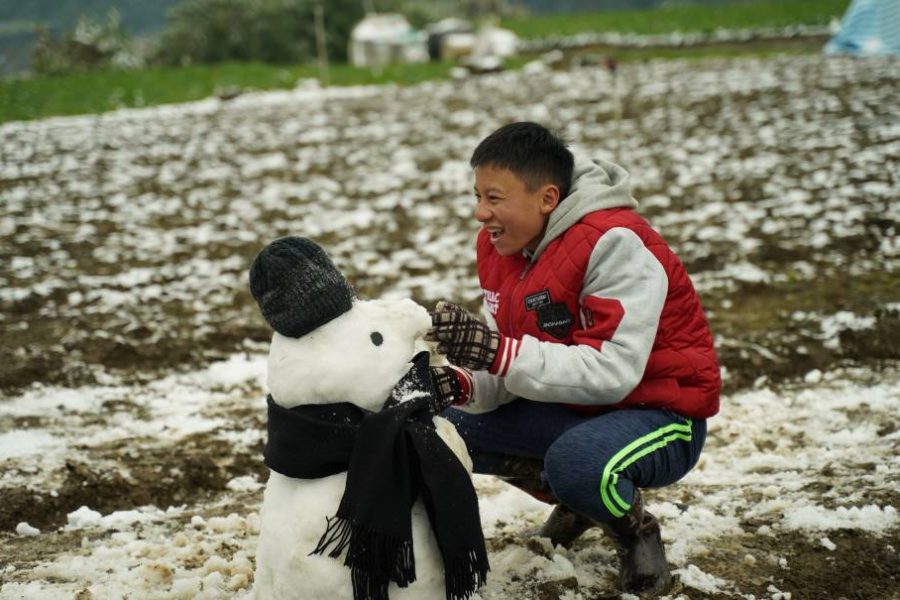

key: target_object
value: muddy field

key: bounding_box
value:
[1,52,898,599]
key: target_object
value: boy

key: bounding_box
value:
[427,122,720,596]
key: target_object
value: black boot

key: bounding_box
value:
[494,457,598,547]
[538,504,596,548]
[493,455,558,504]
[599,489,672,597]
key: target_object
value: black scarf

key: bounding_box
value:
[264,352,489,600]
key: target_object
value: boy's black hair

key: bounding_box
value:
[470,122,574,199]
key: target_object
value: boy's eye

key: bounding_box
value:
[370,332,384,346]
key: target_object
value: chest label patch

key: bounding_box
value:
[524,290,551,311]
[482,288,500,315]
[537,303,575,340]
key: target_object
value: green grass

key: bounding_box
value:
[570,39,821,63]
[502,0,849,39]
[0,60,463,122]
[1,0,849,123]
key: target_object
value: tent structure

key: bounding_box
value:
[349,14,428,68]
[825,0,900,56]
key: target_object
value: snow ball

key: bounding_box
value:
[227,573,251,591]
[205,354,265,388]
[675,563,728,593]
[743,553,757,565]
[190,515,206,529]
[522,60,547,75]
[202,555,230,575]
[762,485,780,498]
[201,570,226,591]
[207,513,245,533]
[15,522,40,536]
[542,552,577,579]
[767,584,791,600]
[820,537,836,551]
[67,506,103,529]
[170,576,202,599]
[230,553,254,578]
[226,475,263,492]
[803,369,823,384]
[245,512,260,534]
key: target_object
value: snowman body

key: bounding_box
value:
[252,298,472,600]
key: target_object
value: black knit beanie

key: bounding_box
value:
[249,236,356,338]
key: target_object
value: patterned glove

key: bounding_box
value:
[428,365,473,413]
[426,301,501,372]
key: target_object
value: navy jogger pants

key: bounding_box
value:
[445,400,707,523]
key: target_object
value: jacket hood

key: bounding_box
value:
[532,154,637,260]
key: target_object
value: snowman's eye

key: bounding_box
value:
[370,332,384,346]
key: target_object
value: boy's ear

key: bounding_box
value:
[539,184,561,214]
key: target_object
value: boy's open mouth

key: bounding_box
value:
[488,229,503,241]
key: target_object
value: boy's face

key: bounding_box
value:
[473,165,560,257]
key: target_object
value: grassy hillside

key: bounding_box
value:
[0,60,478,123]
[1,0,850,124]
[503,0,848,37]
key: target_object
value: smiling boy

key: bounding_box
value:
[427,122,721,596]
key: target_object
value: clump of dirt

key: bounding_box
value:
[696,529,900,600]
[0,432,267,532]
[705,272,900,392]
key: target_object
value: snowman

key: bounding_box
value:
[247,236,488,600]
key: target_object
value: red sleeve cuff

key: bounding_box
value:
[451,367,473,405]
[488,335,521,377]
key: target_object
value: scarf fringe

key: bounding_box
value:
[444,548,490,600]
[311,515,353,558]
[312,515,417,600]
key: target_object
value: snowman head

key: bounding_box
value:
[267,298,430,409]
[249,237,431,410]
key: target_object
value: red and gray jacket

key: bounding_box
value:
[462,156,720,419]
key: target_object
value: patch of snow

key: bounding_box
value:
[782,504,898,533]
[675,563,729,593]
[15,522,40,537]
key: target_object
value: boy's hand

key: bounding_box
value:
[427,301,500,371]
[428,365,472,412]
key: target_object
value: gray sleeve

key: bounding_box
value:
[503,227,668,405]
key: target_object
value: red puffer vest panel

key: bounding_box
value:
[477,208,721,419]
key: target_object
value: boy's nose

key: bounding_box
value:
[474,202,491,222]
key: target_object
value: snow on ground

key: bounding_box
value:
[0,360,897,599]
[1,51,899,598]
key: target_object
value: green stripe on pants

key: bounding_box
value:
[599,419,693,518]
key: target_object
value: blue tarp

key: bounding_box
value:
[825,0,900,56]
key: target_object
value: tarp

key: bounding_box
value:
[825,0,900,56]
